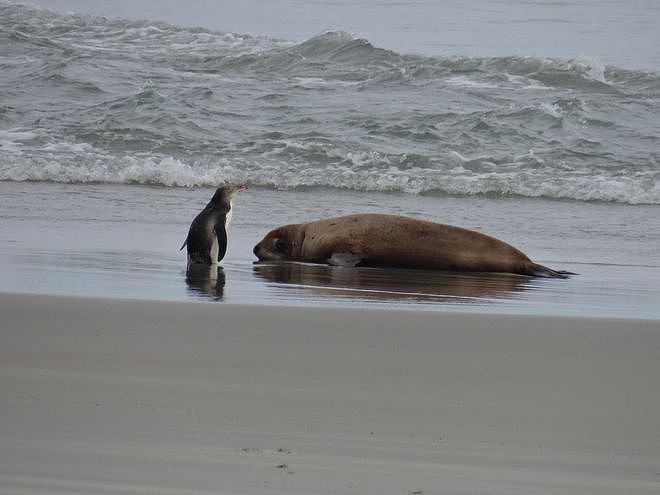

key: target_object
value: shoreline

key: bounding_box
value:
[2,182,660,320]
[2,288,660,323]
[2,291,658,494]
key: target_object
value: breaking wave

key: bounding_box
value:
[1,2,659,204]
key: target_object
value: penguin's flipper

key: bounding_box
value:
[214,222,228,262]
[181,222,194,250]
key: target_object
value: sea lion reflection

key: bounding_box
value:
[253,262,531,304]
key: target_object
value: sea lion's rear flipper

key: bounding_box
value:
[328,252,363,267]
[529,263,576,278]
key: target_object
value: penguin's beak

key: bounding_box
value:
[227,184,247,196]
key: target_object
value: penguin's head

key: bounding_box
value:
[209,184,247,210]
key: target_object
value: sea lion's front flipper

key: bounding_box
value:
[328,252,363,267]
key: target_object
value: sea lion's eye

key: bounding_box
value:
[274,239,288,254]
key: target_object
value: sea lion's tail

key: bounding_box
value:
[529,263,576,278]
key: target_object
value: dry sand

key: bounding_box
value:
[1,293,658,494]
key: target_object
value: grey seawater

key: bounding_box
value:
[1,2,659,204]
[1,182,659,319]
[17,0,660,71]
[1,2,659,317]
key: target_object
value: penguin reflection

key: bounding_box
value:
[185,265,226,300]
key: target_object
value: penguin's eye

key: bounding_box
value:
[274,239,288,254]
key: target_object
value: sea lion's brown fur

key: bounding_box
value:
[253,213,570,277]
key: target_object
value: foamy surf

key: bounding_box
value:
[1,3,659,204]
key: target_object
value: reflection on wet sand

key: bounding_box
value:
[185,265,226,300]
[253,262,532,305]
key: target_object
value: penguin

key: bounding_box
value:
[180,185,247,268]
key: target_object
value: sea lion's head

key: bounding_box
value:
[253,224,303,261]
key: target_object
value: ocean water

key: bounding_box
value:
[2,1,660,202]
[1,1,659,317]
[1,181,659,318]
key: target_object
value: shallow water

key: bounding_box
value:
[2,2,659,318]
[1,182,658,319]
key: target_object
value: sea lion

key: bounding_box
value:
[181,185,247,267]
[253,213,572,278]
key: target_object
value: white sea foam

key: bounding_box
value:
[443,76,499,89]
[572,55,607,83]
[291,77,360,89]
[538,103,562,119]
[2,3,659,206]
[0,129,41,152]
[41,142,94,153]
[504,73,547,90]
[2,149,658,204]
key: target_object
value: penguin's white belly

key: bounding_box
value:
[217,203,233,263]
[209,233,219,264]
[225,206,233,231]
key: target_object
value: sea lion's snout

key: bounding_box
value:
[253,232,290,262]
[252,241,277,261]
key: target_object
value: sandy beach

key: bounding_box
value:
[2,292,658,494]
[1,184,658,494]
[3,1,660,493]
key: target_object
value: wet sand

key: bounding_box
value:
[1,292,658,494]
[2,182,660,318]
